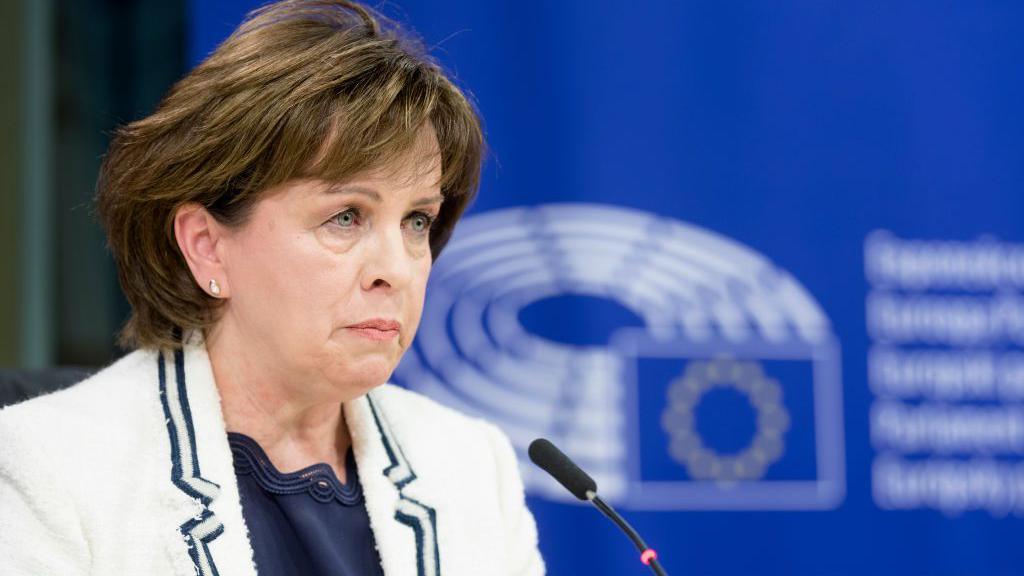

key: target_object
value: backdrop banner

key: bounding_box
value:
[192,2,1024,574]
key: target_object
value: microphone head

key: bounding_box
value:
[528,438,598,501]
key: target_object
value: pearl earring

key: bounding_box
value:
[208,279,221,296]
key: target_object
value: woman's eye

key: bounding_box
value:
[331,208,358,228]
[407,212,435,234]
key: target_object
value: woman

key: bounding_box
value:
[0,1,544,575]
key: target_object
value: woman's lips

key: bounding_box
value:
[345,319,400,341]
[346,327,399,341]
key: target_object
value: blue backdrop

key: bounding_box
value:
[192,2,1024,574]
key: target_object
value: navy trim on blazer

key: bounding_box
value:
[367,393,441,576]
[159,347,224,576]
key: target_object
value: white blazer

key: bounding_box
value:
[0,334,545,576]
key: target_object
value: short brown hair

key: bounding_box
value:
[97,0,484,350]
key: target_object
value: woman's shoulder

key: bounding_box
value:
[0,348,164,474]
[0,349,158,434]
[0,348,210,574]
[363,384,543,574]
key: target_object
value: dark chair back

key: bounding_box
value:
[0,368,94,409]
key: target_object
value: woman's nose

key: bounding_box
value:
[362,228,413,291]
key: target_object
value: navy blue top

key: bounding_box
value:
[228,432,385,576]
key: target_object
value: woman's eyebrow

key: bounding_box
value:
[412,194,444,208]
[323,185,441,208]
[324,184,381,201]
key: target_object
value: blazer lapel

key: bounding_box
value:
[158,335,258,576]
[347,391,440,576]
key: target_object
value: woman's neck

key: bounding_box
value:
[204,325,354,483]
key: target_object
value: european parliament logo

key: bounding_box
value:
[393,203,845,510]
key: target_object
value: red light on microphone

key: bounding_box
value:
[641,549,658,566]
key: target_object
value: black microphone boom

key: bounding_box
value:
[528,438,669,576]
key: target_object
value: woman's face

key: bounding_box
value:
[213,131,443,403]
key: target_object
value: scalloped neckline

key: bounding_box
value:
[228,432,363,506]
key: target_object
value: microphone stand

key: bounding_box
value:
[528,438,670,574]
[588,491,668,576]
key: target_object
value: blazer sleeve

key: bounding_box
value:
[485,422,546,576]
[0,410,90,575]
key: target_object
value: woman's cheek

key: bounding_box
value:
[407,262,432,331]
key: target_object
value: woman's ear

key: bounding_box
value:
[174,203,230,298]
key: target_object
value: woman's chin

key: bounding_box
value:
[324,361,395,396]
[317,339,402,396]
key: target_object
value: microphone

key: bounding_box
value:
[528,438,669,576]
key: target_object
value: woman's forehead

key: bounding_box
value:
[260,167,444,211]
[320,181,443,205]
[318,140,442,195]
